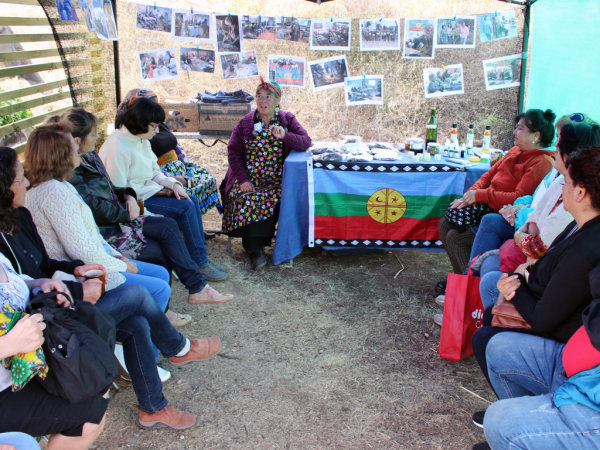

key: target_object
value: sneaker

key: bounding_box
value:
[435,280,447,295]
[139,405,198,430]
[435,295,445,307]
[168,337,222,367]
[433,313,443,327]
[472,410,485,429]
[166,310,193,328]
[115,344,172,383]
[157,366,171,384]
[188,284,234,304]
[199,262,228,282]
[208,257,228,272]
[249,249,267,271]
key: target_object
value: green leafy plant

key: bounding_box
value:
[0,97,33,126]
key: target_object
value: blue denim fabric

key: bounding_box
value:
[138,216,206,294]
[121,260,171,312]
[94,284,186,413]
[466,214,514,275]
[0,432,41,450]
[483,333,600,449]
[144,195,208,266]
[479,255,502,308]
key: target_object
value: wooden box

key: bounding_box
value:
[197,103,252,136]
[159,99,200,133]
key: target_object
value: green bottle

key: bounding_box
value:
[425,106,437,147]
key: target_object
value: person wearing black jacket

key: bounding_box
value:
[472,146,600,387]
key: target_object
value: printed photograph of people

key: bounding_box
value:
[276,17,310,43]
[215,14,243,53]
[483,54,522,90]
[359,19,400,51]
[267,55,306,88]
[180,48,215,73]
[242,15,276,40]
[478,10,518,42]
[103,0,118,40]
[435,17,476,48]
[78,0,95,31]
[138,48,179,82]
[92,0,110,40]
[403,19,436,59]
[310,18,351,51]
[423,64,464,98]
[220,51,259,80]
[172,9,211,42]
[309,55,349,91]
[136,4,172,32]
[56,0,78,21]
[345,76,384,106]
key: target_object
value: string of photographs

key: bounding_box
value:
[57,0,119,41]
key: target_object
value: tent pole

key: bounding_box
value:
[112,0,121,108]
[518,2,532,113]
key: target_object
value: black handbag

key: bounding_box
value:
[26,291,119,404]
[444,202,496,232]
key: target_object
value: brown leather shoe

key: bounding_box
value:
[168,337,222,367]
[138,405,198,430]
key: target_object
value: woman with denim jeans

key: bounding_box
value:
[99,95,229,283]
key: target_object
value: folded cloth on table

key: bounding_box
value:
[198,89,254,104]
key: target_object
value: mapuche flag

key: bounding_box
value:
[309,161,466,249]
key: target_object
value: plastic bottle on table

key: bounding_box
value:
[466,124,475,154]
[450,123,458,148]
[482,125,491,152]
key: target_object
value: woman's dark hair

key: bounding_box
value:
[0,146,20,234]
[558,122,600,162]
[61,108,98,141]
[115,97,165,135]
[515,108,556,147]
[568,146,600,211]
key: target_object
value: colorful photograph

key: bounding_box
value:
[91,0,109,40]
[276,17,310,43]
[180,47,215,73]
[403,19,436,59]
[478,10,518,43]
[103,0,118,40]
[78,0,95,31]
[220,51,258,80]
[345,76,384,106]
[308,55,349,91]
[359,19,400,51]
[172,9,211,42]
[483,54,522,90]
[215,14,243,53]
[435,16,476,48]
[423,64,464,98]
[136,4,172,33]
[57,0,78,21]
[242,15,276,40]
[310,18,351,51]
[138,48,179,82]
[267,55,306,88]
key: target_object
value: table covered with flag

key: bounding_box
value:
[271,151,489,265]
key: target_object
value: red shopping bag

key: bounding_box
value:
[439,262,484,361]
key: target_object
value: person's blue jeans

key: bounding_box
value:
[479,255,502,308]
[94,284,186,414]
[144,195,208,266]
[483,333,600,449]
[466,214,514,274]
[121,260,171,312]
[0,432,40,450]
[138,216,206,294]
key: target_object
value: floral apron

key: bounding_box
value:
[222,115,284,233]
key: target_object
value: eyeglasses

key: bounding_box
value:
[149,123,159,130]
[570,113,585,123]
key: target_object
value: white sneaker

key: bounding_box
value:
[435,295,445,307]
[434,313,443,327]
[115,343,171,383]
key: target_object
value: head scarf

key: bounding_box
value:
[115,88,157,121]
[258,76,282,98]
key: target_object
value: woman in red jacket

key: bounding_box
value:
[437,109,556,276]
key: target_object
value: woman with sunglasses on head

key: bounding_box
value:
[100,97,229,283]
[220,77,312,271]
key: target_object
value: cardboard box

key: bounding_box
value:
[197,103,252,136]
[160,99,199,133]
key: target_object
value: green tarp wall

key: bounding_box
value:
[526,0,600,120]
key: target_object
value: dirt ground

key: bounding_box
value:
[85,141,495,450]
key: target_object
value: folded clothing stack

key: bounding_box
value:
[198,90,254,104]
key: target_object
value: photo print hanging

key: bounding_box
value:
[310,18,351,51]
[180,47,215,73]
[423,64,464,98]
[91,0,110,40]
[78,0,95,31]
[220,51,259,80]
[136,4,172,33]
[267,55,306,88]
[308,55,349,91]
[483,54,522,90]
[435,16,476,48]
[359,19,400,51]
[242,15,276,40]
[214,14,243,53]
[56,0,78,22]
[403,19,436,59]
[478,10,517,43]
[276,16,310,43]
[172,9,211,42]
[103,0,118,40]
[345,75,384,106]
[138,47,179,82]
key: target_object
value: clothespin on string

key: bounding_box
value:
[153,2,156,9]
[453,11,457,20]
[196,44,199,52]
[362,71,366,79]
[330,14,333,22]
[258,11,261,21]
[228,10,231,18]
[441,64,445,71]
[190,6,193,14]
[379,15,385,22]
[494,8,498,16]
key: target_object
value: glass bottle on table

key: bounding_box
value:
[450,123,458,148]
[425,106,437,151]
[466,124,475,154]
[482,125,492,152]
